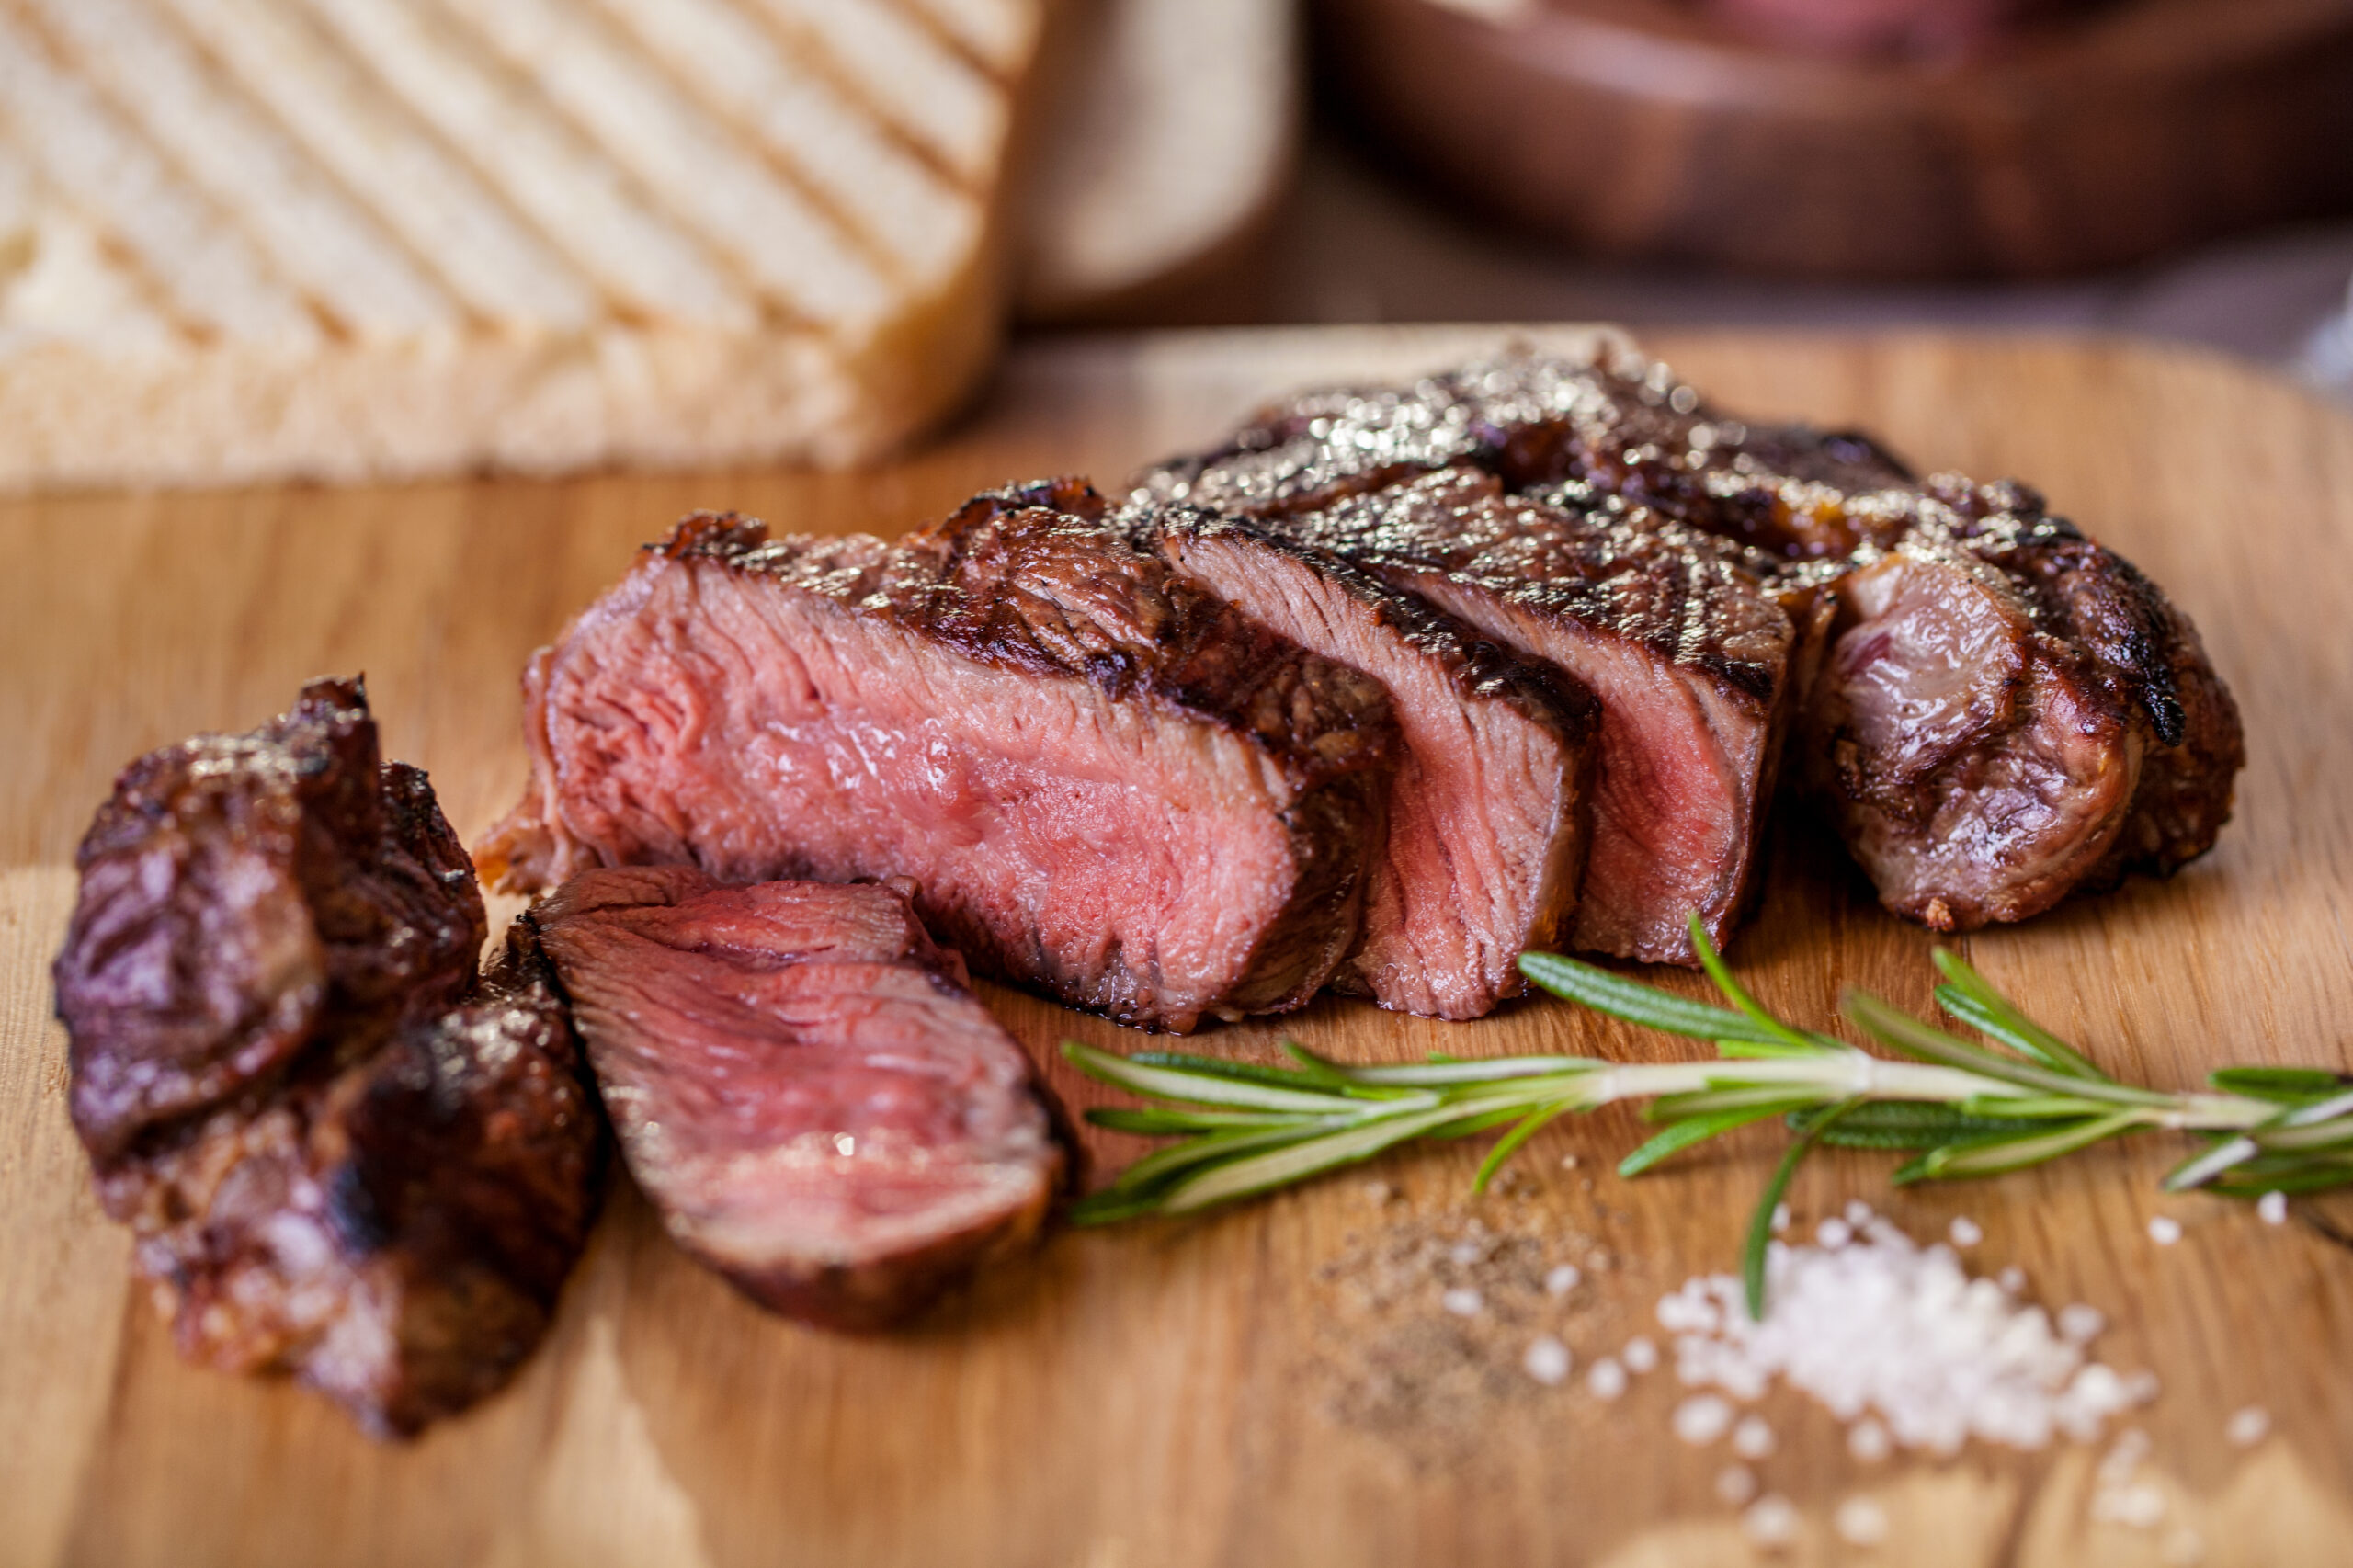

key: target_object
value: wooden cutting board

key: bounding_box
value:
[3,327,2349,1568]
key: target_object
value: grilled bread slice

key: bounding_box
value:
[0,0,1043,491]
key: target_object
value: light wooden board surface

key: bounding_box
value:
[2,327,2349,1568]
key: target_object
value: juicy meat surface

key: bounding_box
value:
[527,866,1067,1329]
[55,681,606,1437]
[1140,506,1597,1016]
[1803,488,2245,929]
[1272,468,1800,966]
[1135,347,1915,557]
[1142,347,2242,937]
[55,679,484,1161]
[481,481,1398,1031]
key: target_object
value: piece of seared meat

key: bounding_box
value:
[480,481,1397,1032]
[528,866,1066,1330]
[1267,467,1800,967]
[53,681,606,1437]
[1138,506,1597,1017]
[56,678,486,1162]
[1135,347,1915,558]
[1803,483,2244,930]
[1142,348,2241,937]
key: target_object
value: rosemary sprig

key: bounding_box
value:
[1063,916,2353,1316]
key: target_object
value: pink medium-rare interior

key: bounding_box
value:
[536,554,1307,1028]
[1166,532,1582,1017]
[534,882,1054,1271]
[1404,574,1764,966]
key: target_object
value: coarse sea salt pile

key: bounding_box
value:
[1656,1208,2154,1456]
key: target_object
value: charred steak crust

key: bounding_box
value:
[1263,467,1798,965]
[54,681,606,1437]
[56,678,485,1160]
[485,486,1398,1031]
[1140,348,2242,937]
[527,866,1068,1330]
[1138,505,1599,1017]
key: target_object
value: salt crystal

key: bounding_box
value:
[2099,1428,2152,1484]
[1673,1394,1734,1445]
[1999,1267,2027,1293]
[2225,1405,2271,1447]
[1949,1217,1984,1247]
[1449,1241,1484,1267]
[1587,1358,1628,1401]
[1586,1247,1613,1271]
[1658,1221,2150,1460]
[1524,1335,1572,1386]
[1845,1199,1875,1227]
[1715,1464,1757,1506]
[2148,1215,2183,1245]
[2058,1304,2106,1344]
[2259,1190,2288,1225]
[1743,1495,1801,1548]
[1544,1264,1582,1297]
[1771,1202,1791,1234]
[1560,1153,1581,1171]
[1622,1335,1658,1374]
[1440,1287,1484,1317]
[2093,1481,2167,1529]
[1732,1415,1776,1460]
[1833,1496,1889,1547]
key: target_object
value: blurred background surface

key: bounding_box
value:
[5,0,2350,494]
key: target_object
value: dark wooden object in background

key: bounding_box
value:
[1317,0,2353,279]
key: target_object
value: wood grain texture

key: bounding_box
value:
[2,327,2350,1568]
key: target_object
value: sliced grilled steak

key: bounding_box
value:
[1142,349,2241,937]
[54,681,605,1437]
[1268,467,1799,966]
[481,482,1397,1031]
[1804,489,2245,929]
[527,866,1066,1329]
[1138,506,1597,1017]
[1135,348,1915,556]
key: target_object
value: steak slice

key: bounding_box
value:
[54,681,606,1437]
[1142,348,2242,936]
[1270,467,1799,966]
[1138,506,1597,1017]
[527,866,1067,1330]
[480,481,1397,1031]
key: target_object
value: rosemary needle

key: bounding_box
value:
[1063,916,2349,1316]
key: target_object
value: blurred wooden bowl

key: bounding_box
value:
[1314,0,2353,278]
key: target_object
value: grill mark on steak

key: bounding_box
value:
[480,483,1398,1031]
[54,680,606,1437]
[526,866,1067,1330]
[1138,506,1597,1018]
[1264,467,1798,966]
